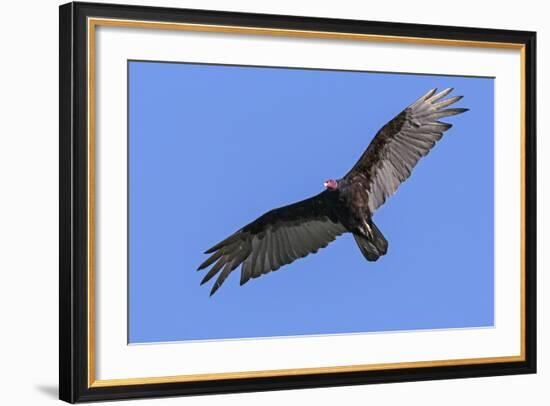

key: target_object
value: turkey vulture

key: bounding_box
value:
[198,88,468,295]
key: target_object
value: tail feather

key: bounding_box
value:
[353,221,388,262]
[370,222,388,255]
[353,234,381,261]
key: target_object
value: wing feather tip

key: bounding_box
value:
[423,88,437,100]
[197,260,211,271]
[445,107,469,116]
[197,250,224,271]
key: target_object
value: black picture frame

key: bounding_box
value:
[59,1,536,403]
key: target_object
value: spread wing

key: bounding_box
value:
[197,191,346,295]
[345,88,468,213]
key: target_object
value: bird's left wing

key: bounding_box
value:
[197,191,346,295]
[344,88,468,213]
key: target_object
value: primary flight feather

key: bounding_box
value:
[198,88,468,295]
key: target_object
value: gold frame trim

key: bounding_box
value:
[87,17,527,388]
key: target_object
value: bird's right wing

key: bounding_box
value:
[197,191,346,295]
[344,88,468,213]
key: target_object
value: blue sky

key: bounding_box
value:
[128,60,494,343]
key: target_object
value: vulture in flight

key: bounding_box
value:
[198,88,468,295]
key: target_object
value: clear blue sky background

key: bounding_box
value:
[128,61,494,344]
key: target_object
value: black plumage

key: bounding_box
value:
[198,88,468,295]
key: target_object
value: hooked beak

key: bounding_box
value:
[324,180,338,190]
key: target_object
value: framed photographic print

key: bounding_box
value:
[59,1,536,403]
